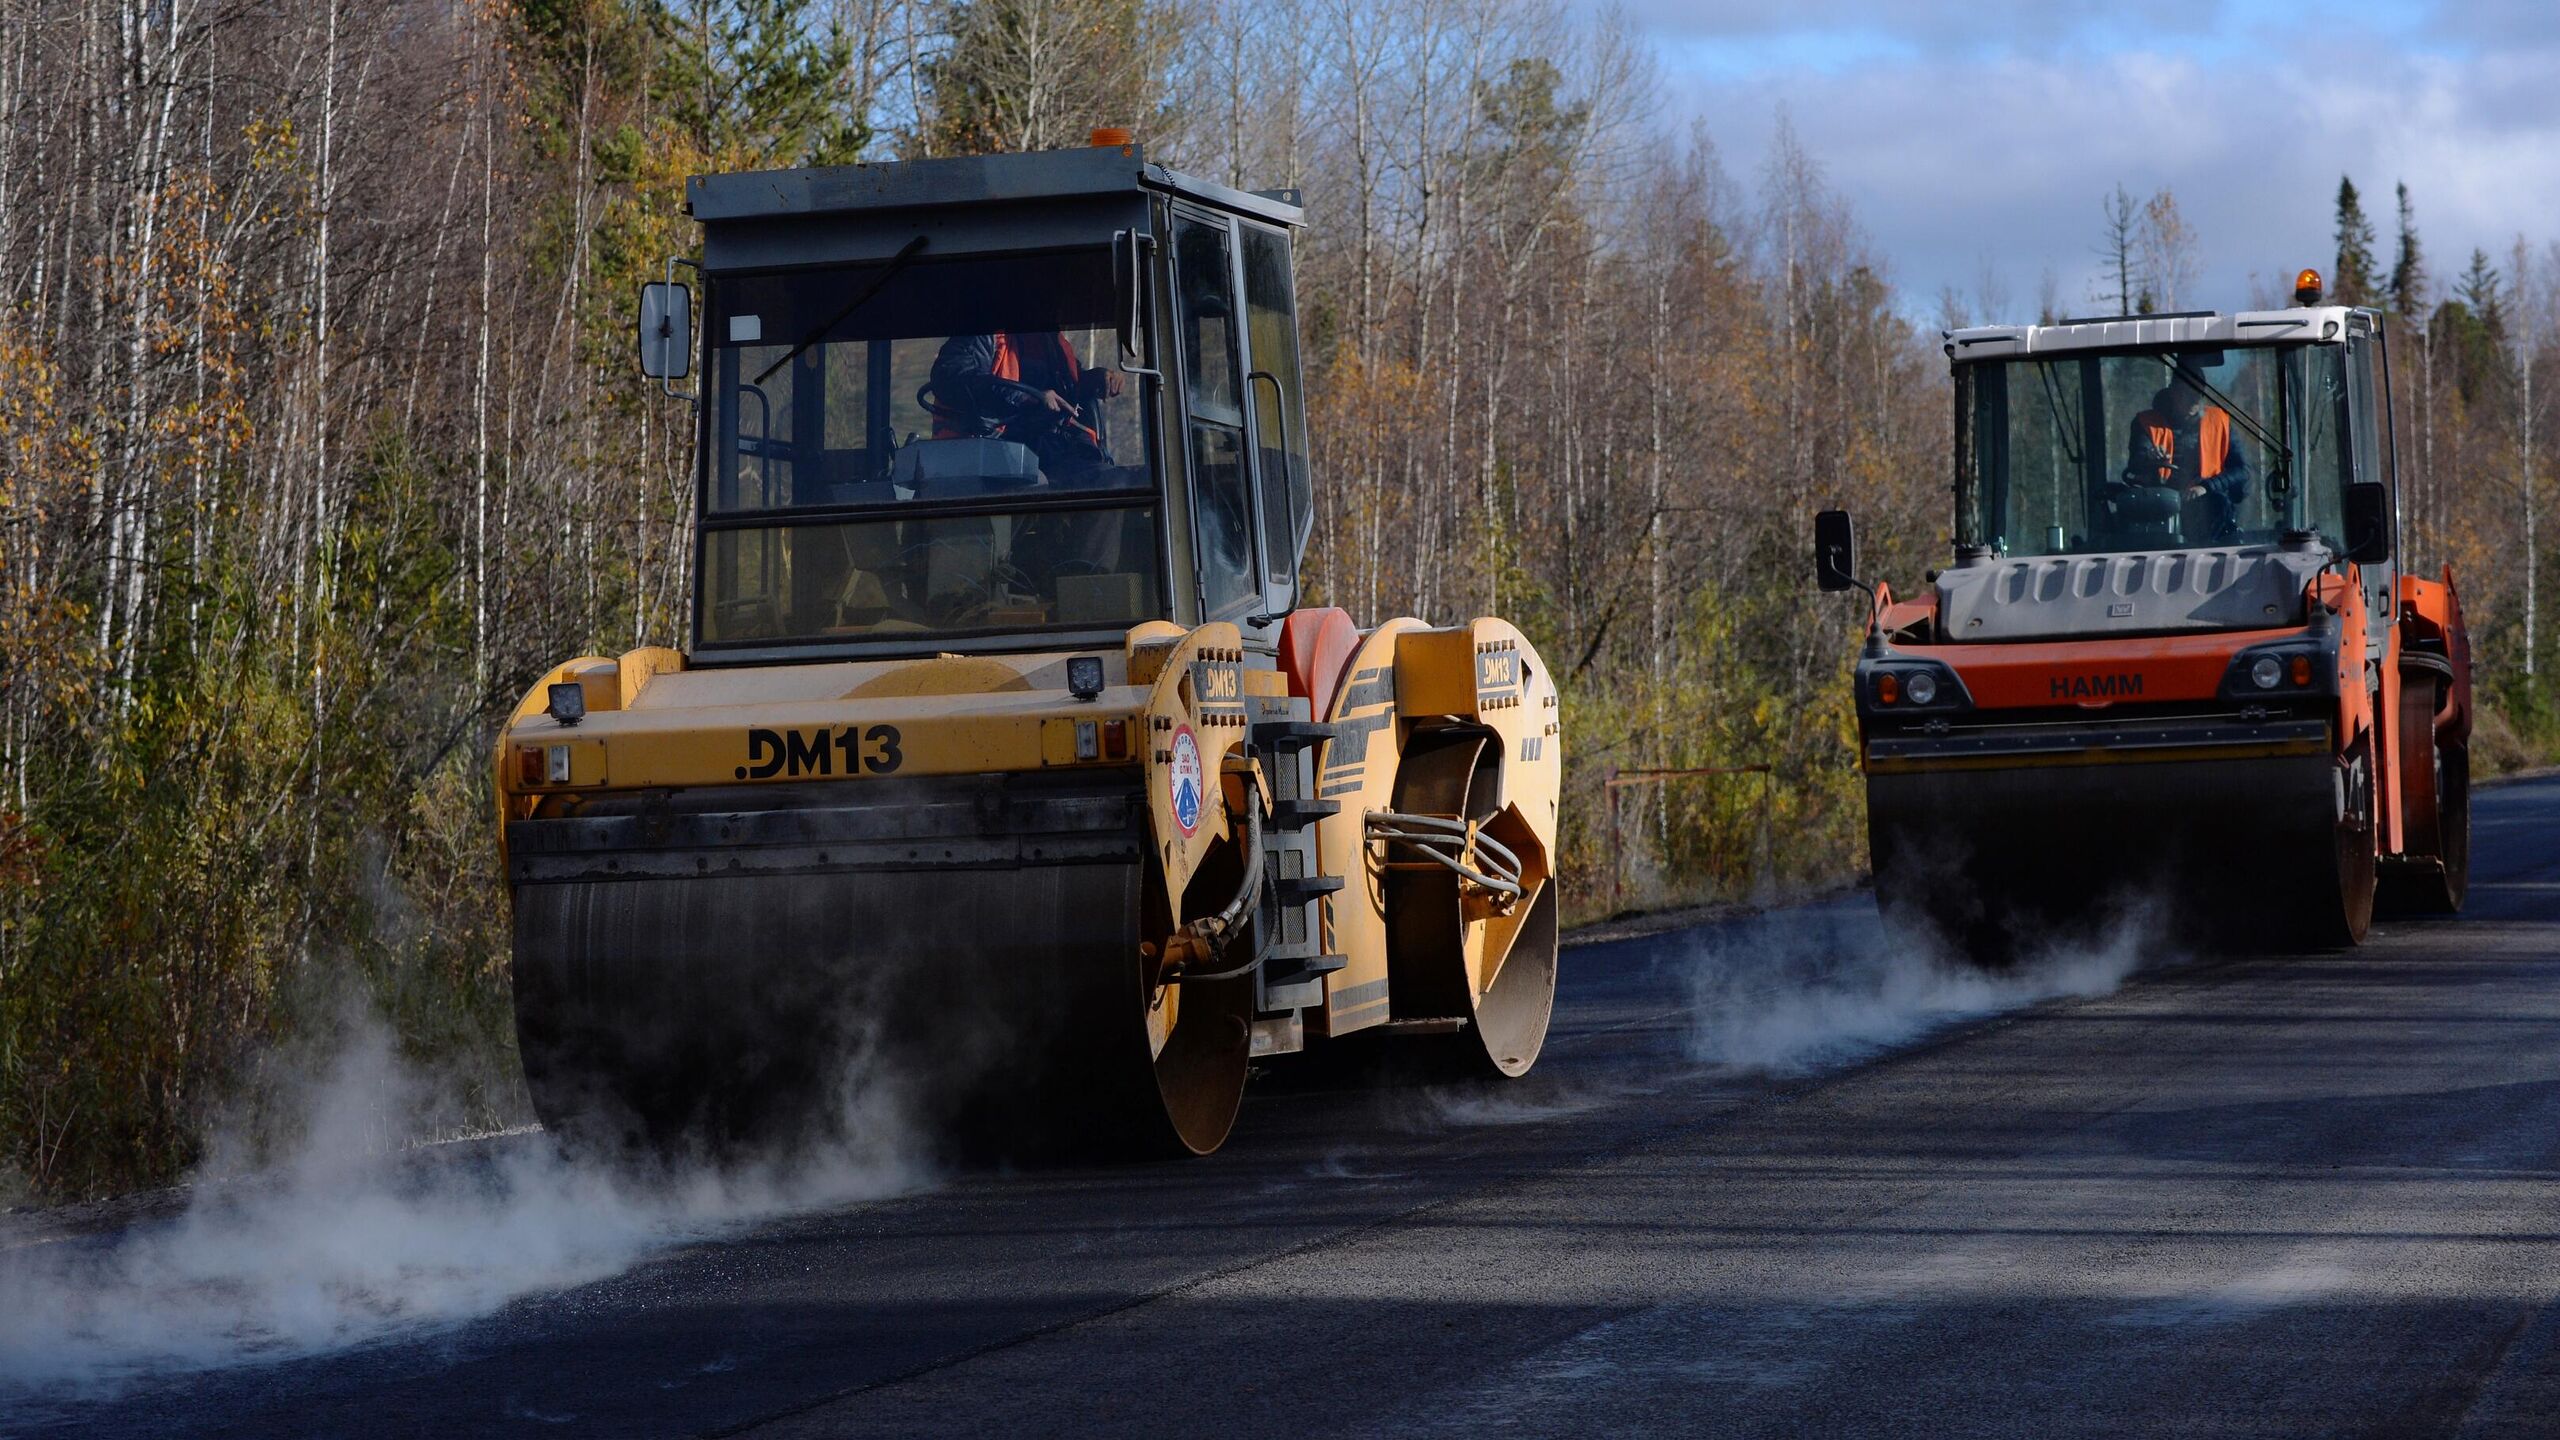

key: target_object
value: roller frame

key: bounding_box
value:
[1305,617,1563,1073]
[496,614,1570,1159]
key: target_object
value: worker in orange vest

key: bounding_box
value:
[2123,375,2251,506]
[926,332,1123,478]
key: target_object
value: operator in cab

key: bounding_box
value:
[927,332,1124,483]
[2123,375,2251,507]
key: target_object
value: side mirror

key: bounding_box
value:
[2342,481,2391,565]
[1814,509,1859,592]
[638,281,692,380]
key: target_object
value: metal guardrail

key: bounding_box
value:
[1601,763,1774,908]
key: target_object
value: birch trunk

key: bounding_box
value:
[474,42,495,690]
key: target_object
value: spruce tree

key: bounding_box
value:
[921,0,1168,157]
[2435,250,2511,403]
[2333,176,2380,306]
[2459,248,2506,338]
[2390,181,2426,319]
[724,0,864,165]
[657,0,863,165]
[2095,184,2139,315]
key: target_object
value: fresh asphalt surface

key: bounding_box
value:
[14,776,2560,1438]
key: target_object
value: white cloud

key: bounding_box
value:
[1632,2,2560,318]
[1616,0,2226,53]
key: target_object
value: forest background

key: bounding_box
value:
[4,0,2555,1201]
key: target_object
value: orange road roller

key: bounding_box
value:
[1820,271,2469,960]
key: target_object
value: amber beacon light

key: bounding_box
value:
[2294,268,2325,305]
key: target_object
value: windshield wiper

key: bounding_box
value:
[2162,353,2292,484]
[753,234,929,385]
[2035,360,2083,468]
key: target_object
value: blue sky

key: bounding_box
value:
[1620,0,2560,320]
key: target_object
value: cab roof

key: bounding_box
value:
[685,143,1303,274]
[1942,305,2367,362]
[685,144,1304,229]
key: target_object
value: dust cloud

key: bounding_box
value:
[1681,899,2155,1076]
[0,1012,928,1405]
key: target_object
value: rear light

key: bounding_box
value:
[515,745,542,787]
[1074,720,1099,761]
[1102,719,1128,759]
[547,744,573,784]
[2290,655,2312,687]
[1876,673,1899,705]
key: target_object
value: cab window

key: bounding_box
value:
[694,249,1164,647]
[1174,214,1258,619]
[1240,222,1310,592]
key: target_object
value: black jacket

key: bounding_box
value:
[2123,395,2251,505]
[930,333,1086,435]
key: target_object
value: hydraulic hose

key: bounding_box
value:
[1364,810,1525,898]
[1165,790,1266,983]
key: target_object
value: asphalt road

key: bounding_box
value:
[13,775,2560,1438]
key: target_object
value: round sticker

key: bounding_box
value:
[1169,726,1204,837]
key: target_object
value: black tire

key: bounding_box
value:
[2378,676,2469,918]
[2381,742,2469,916]
[2437,744,2472,911]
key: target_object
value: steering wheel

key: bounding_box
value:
[2108,482,2183,523]
[1008,400,1110,466]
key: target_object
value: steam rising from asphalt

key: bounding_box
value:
[1682,900,2153,1075]
[1388,1083,1607,1132]
[0,896,2161,1405]
[0,1014,927,1402]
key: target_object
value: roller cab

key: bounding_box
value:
[495,141,1563,1160]
[1820,285,2470,961]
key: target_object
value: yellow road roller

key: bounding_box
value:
[493,136,1563,1158]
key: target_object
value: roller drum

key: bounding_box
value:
[507,773,1250,1160]
[1867,741,2370,963]
[1384,731,1559,1077]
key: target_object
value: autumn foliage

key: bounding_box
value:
[2,1,2553,1201]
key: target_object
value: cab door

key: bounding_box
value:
[1169,208,1263,624]
[2346,316,2397,625]
[1169,204,1315,629]
[1238,219,1312,616]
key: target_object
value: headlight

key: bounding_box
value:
[1065,655,1106,701]
[1861,663,1970,714]
[2220,643,2335,701]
